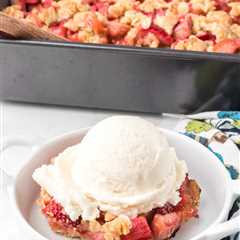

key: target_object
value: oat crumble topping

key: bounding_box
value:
[4,0,240,53]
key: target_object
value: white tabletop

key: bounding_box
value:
[0,101,178,239]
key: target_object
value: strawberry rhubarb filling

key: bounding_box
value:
[2,0,240,53]
[38,176,201,240]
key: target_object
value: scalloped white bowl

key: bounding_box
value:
[2,128,240,240]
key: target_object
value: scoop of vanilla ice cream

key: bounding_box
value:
[33,116,187,221]
[72,116,187,216]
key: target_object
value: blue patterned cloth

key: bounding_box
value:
[175,111,240,240]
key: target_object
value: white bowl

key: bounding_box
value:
[2,128,240,240]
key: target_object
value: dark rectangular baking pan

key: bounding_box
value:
[0,0,240,113]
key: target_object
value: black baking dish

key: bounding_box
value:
[0,0,240,114]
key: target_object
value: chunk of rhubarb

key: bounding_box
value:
[174,16,192,41]
[123,216,152,240]
[214,39,240,54]
[151,213,181,240]
[107,21,130,38]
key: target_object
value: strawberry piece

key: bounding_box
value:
[214,0,231,12]
[123,216,152,240]
[197,32,216,42]
[174,16,192,41]
[213,39,240,53]
[147,27,173,46]
[50,22,67,38]
[152,213,182,240]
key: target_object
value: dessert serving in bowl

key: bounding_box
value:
[32,116,201,240]
[1,116,240,240]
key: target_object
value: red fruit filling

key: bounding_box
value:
[151,177,201,240]
[39,176,200,240]
[42,198,82,228]
[122,216,153,240]
[197,32,216,42]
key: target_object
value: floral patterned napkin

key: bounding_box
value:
[175,111,240,240]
